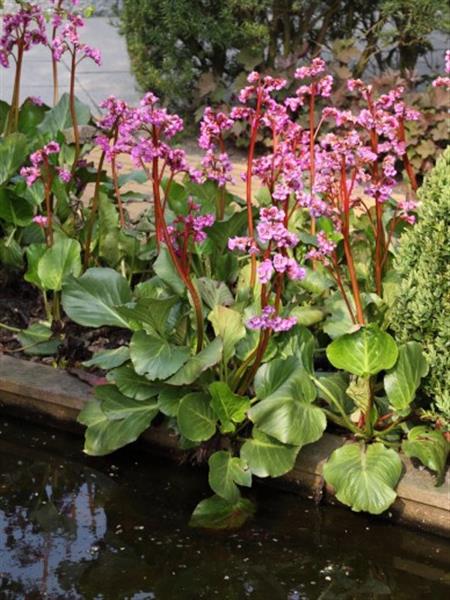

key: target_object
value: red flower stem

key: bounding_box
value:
[246,85,263,289]
[6,38,25,134]
[111,155,126,228]
[341,160,365,325]
[329,257,356,324]
[43,159,54,247]
[151,126,163,247]
[309,90,316,236]
[69,50,80,168]
[83,149,106,271]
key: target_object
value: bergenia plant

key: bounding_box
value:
[51,9,101,161]
[0,1,47,133]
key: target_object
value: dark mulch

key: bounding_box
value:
[0,273,130,370]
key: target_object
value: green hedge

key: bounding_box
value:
[390,148,450,424]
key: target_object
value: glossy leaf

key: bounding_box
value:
[16,322,60,356]
[177,392,216,442]
[116,296,178,336]
[250,358,326,446]
[78,388,158,456]
[326,325,398,377]
[0,133,28,185]
[167,337,223,386]
[197,277,234,309]
[208,305,245,363]
[189,495,255,529]
[107,364,163,400]
[402,426,449,486]
[62,268,132,328]
[323,443,402,514]
[37,93,90,137]
[130,330,190,381]
[209,382,250,433]
[153,246,185,295]
[208,451,251,503]
[158,387,188,417]
[38,237,81,291]
[0,189,34,226]
[240,429,300,478]
[24,243,47,287]
[83,347,130,370]
[384,342,429,414]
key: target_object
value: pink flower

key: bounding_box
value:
[33,215,49,227]
[247,305,297,332]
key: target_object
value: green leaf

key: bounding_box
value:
[16,322,60,356]
[323,443,403,514]
[130,330,190,381]
[315,372,354,414]
[177,392,216,442]
[24,243,47,287]
[118,169,147,187]
[167,337,223,386]
[240,429,300,478]
[189,495,255,529]
[107,364,163,401]
[83,347,130,370]
[208,451,251,503]
[0,188,34,226]
[402,426,449,486]
[37,93,91,137]
[197,277,234,309]
[209,382,250,433]
[326,325,398,377]
[249,357,326,446]
[207,210,249,250]
[37,237,81,291]
[290,306,325,326]
[116,296,178,336]
[18,98,47,135]
[208,305,245,363]
[0,133,28,185]
[62,268,132,328]
[158,387,187,417]
[78,387,158,456]
[384,342,429,415]
[153,246,185,295]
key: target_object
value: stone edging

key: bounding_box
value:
[0,354,449,537]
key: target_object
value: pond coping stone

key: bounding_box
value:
[0,354,449,537]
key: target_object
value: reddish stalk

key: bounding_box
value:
[341,160,365,324]
[83,150,106,270]
[6,39,25,134]
[309,90,316,236]
[69,50,80,168]
[42,159,54,247]
[246,85,263,288]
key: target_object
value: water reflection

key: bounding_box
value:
[0,418,449,599]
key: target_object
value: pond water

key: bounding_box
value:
[0,417,449,599]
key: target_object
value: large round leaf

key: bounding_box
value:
[384,342,429,414]
[189,495,255,530]
[326,325,398,377]
[38,237,82,291]
[250,359,326,446]
[209,381,250,433]
[167,337,223,386]
[78,385,159,456]
[83,347,130,370]
[107,364,163,400]
[208,305,245,363]
[402,426,449,486]
[323,442,403,514]
[62,267,132,328]
[240,428,300,478]
[130,330,190,381]
[208,451,251,503]
[0,189,34,226]
[177,392,216,442]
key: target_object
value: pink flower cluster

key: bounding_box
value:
[0,3,47,68]
[52,14,101,65]
[432,50,450,89]
[167,199,215,250]
[247,306,297,333]
[305,231,337,266]
[199,107,234,187]
[20,141,71,186]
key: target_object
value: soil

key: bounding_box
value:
[0,273,130,372]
